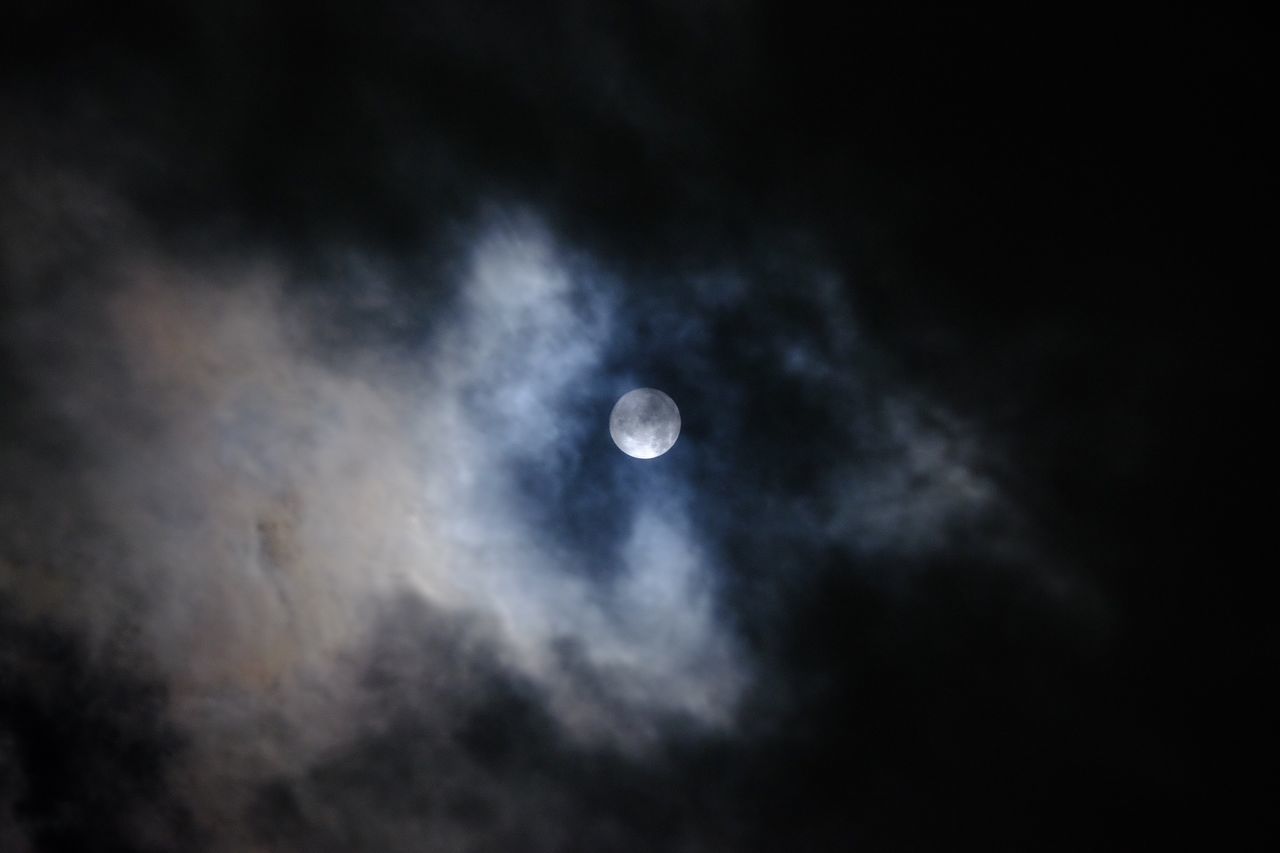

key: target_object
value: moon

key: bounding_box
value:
[610,388,681,459]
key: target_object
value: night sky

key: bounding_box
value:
[1,4,1271,851]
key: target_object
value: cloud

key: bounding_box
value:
[0,166,1079,851]
[1,179,749,846]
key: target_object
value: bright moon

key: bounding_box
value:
[610,388,681,459]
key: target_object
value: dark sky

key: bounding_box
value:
[1,4,1271,851]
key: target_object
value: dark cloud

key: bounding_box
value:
[2,3,1269,851]
[0,609,198,852]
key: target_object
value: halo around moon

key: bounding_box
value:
[609,388,681,459]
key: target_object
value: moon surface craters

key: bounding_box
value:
[609,388,681,459]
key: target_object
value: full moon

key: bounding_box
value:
[609,388,681,459]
